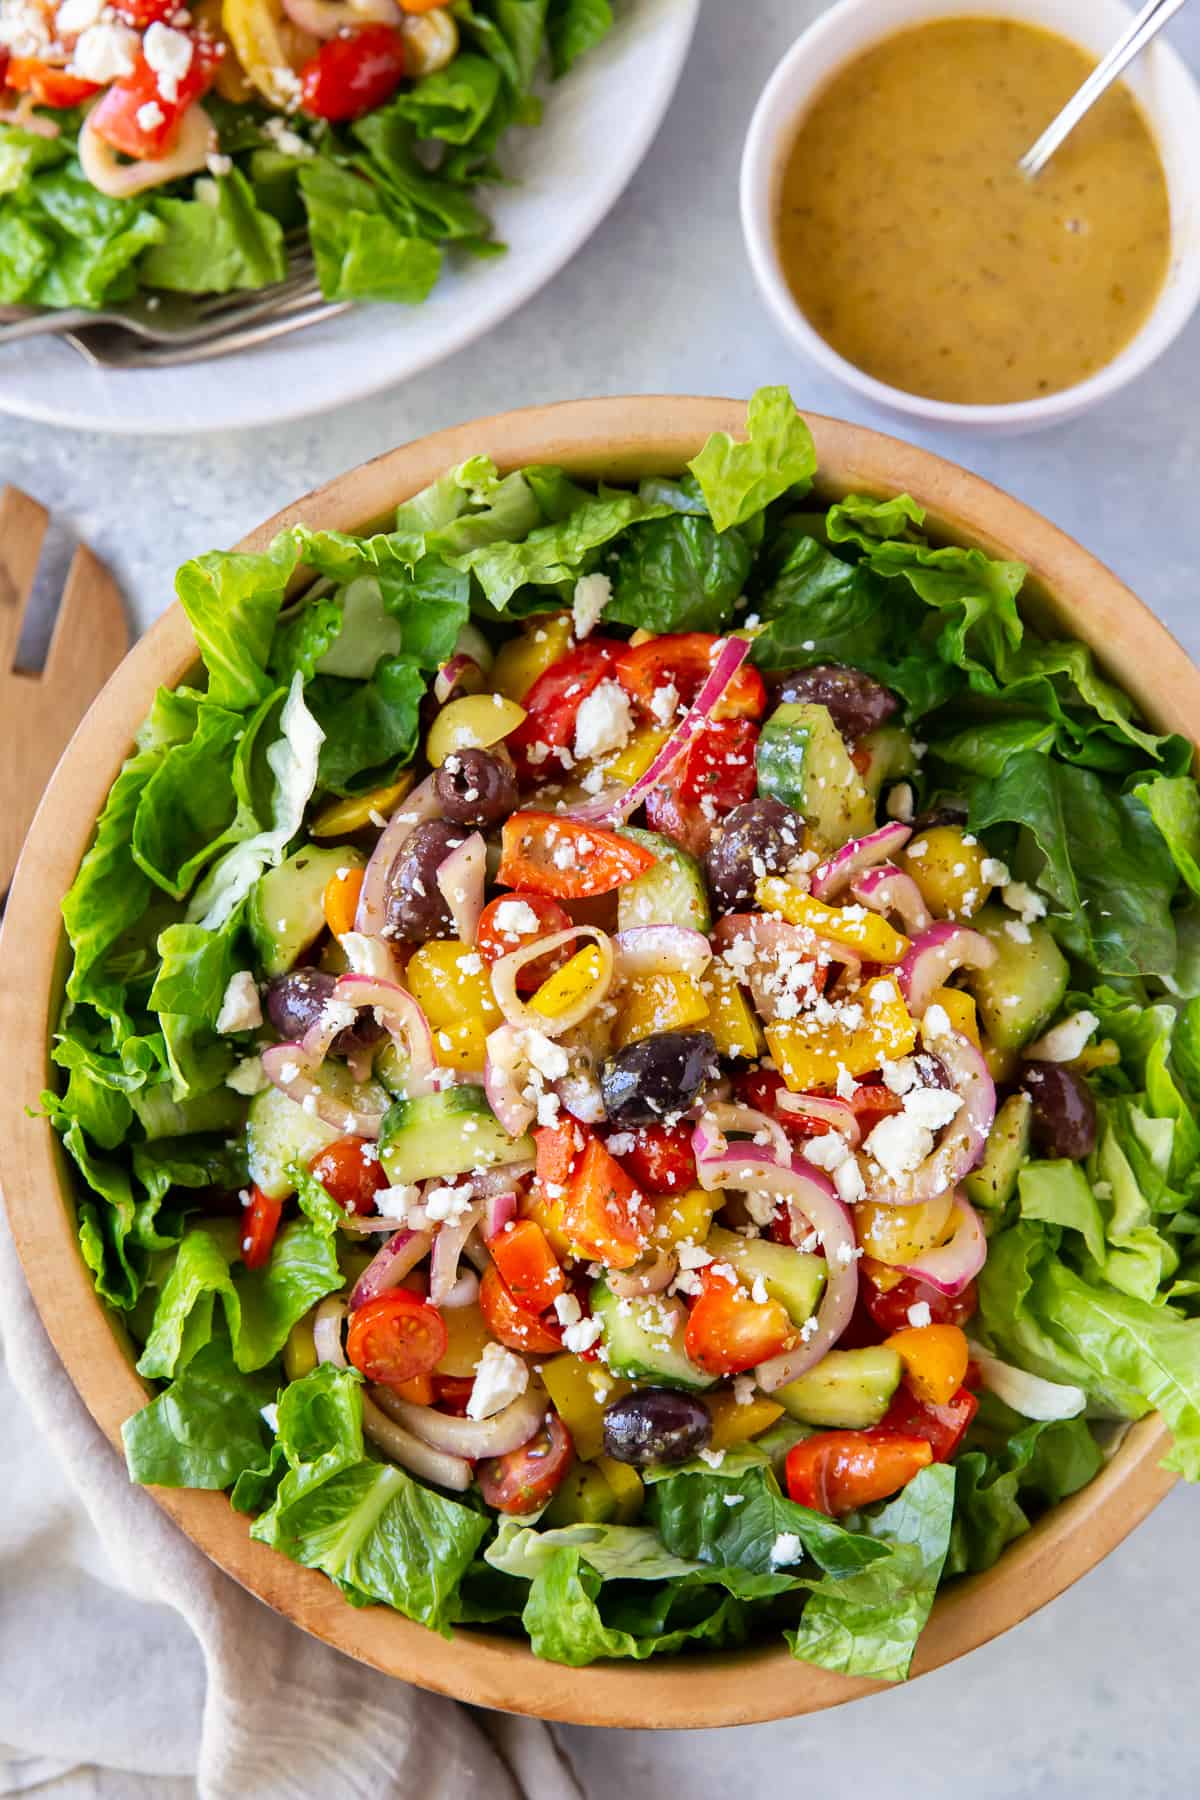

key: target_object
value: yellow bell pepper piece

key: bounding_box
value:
[705,962,764,1060]
[756,877,911,964]
[543,1354,610,1461]
[524,1191,575,1262]
[1071,1038,1120,1073]
[900,826,994,920]
[702,1390,784,1452]
[436,1302,493,1377]
[492,613,574,701]
[405,940,499,1031]
[531,944,606,1021]
[651,1186,719,1250]
[930,985,981,1048]
[603,724,670,785]
[221,0,299,107]
[427,693,526,768]
[432,1017,488,1074]
[617,971,710,1046]
[311,771,414,839]
[595,1455,645,1523]
[767,974,917,1091]
[283,1312,319,1382]
[860,1254,906,1293]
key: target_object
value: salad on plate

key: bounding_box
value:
[0,0,612,310]
[47,388,1200,1676]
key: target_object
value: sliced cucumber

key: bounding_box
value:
[246,1064,390,1200]
[590,1280,715,1391]
[858,724,916,801]
[756,702,876,849]
[131,1083,246,1141]
[775,1346,902,1429]
[969,904,1069,1050]
[617,827,711,932]
[705,1225,825,1328]
[542,1463,619,1527]
[965,1090,1032,1212]
[247,844,365,979]
[378,1085,533,1187]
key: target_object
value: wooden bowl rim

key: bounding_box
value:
[0,396,1185,1729]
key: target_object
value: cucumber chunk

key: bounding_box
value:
[705,1225,825,1328]
[591,1280,715,1391]
[617,827,711,932]
[756,703,876,848]
[246,1061,388,1200]
[965,1090,1032,1211]
[969,904,1069,1050]
[775,1346,902,1429]
[247,844,365,978]
[858,725,916,801]
[378,1085,534,1187]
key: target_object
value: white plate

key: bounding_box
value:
[0,0,698,435]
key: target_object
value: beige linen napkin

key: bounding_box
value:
[0,1221,581,1800]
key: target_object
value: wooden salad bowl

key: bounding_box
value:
[1,399,1190,1728]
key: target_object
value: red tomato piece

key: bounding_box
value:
[4,58,100,106]
[862,1272,979,1336]
[477,890,573,993]
[615,632,766,722]
[308,1137,388,1216]
[505,640,622,782]
[240,1184,283,1270]
[611,1122,698,1195]
[89,39,221,159]
[298,24,406,122]
[734,1069,832,1140]
[497,811,655,899]
[112,0,175,22]
[479,1264,565,1354]
[478,1412,574,1515]
[487,1218,566,1313]
[560,1137,653,1270]
[683,1265,797,1377]
[346,1289,448,1387]
[785,1429,933,1515]
[432,1374,476,1415]
[849,1079,905,1136]
[878,1383,978,1461]
[644,717,759,856]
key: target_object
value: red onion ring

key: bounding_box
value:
[490,926,613,1037]
[441,1268,480,1309]
[281,0,399,35]
[712,914,858,1021]
[776,1091,862,1145]
[354,773,442,938]
[810,823,912,902]
[373,1384,545,1456]
[898,923,998,1019]
[333,973,436,1098]
[313,1297,347,1367]
[483,1024,538,1138]
[434,652,484,706]
[859,1027,996,1204]
[566,637,752,825]
[349,1228,433,1311]
[261,1041,387,1137]
[851,862,931,935]
[608,1247,679,1298]
[895,1193,986,1296]
[435,831,486,947]
[614,925,712,982]
[693,1102,792,1166]
[362,1392,472,1490]
[429,1203,483,1307]
[483,1190,518,1239]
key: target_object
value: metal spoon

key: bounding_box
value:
[1019,0,1189,177]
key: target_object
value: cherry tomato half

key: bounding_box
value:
[644,718,759,857]
[89,40,221,159]
[308,1137,388,1216]
[683,1266,797,1377]
[615,632,766,722]
[505,640,622,782]
[478,1412,574,1515]
[240,1184,283,1270]
[4,57,100,106]
[862,1272,979,1336]
[785,1430,933,1516]
[477,890,573,993]
[612,1122,698,1195]
[479,1264,565,1354]
[878,1382,979,1461]
[299,25,406,123]
[346,1288,448,1387]
[497,812,655,900]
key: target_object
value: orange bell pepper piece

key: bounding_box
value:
[487,1218,566,1313]
[560,1137,653,1269]
[884,1323,970,1407]
[323,865,364,938]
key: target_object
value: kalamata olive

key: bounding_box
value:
[912,805,968,832]
[602,1388,713,1467]
[776,663,898,741]
[704,797,806,912]
[600,1030,718,1126]
[1019,1061,1097,1160]
[382,820,465,942]
[264,968,380,1056]
[434,747,517,828]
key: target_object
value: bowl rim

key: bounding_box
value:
[0,395,1186,1729]
[739,0,1200,430]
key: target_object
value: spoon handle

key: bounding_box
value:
[1019,0,1189,177]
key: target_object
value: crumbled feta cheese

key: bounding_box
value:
[1025,1009,1099,1065]
[260,1402,279,1434]
[0,0,52,54]
[1004,919,1032,945]
[553,1292,583,1327]
[880,1056,919,1096]
[886,782,915,824]
[864,1113,934,1179]
[467,1343,529,1420]
[522,1028,569,1082]
[771,1532,802,1565]
[226,1055,269,1096]
[906,1301,933,1329]
[605,1131,636,1157]
[56,0,105,33]
[649,681,680,727]
[733,1374,757,1406]
[572,571,611,639]
[215,970,262,1035]
[142,19,192,100]
[374,1183,422,1222]
[1003,880,1047,924]
[677,1242,714,1271]
[71,20,139,81]
[902,1085,962,1132]
[803,1132,850,1171]
[921,1003,952,1042]
[493,898,540,936]
[563,1316,603,1354]
[981,857,1011,886]
[262,114,312,156]
[573,679,633,761]
[750,1275,769,1305]
[697,1447,726,1469]
[136,99,165,131]
[424,1184,476,1225]
[207,151,233,177]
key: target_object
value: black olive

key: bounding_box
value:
[434,748,518,829]
[600,1030,718,1126]
[776,664,898,741]
[382,820,465,942]
[264,969,380,1056]
[704,797,806,912]
[602,1388,713,1467]
[1019,1061,1097,1160]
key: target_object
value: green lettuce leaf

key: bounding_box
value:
[385,55,503,142]
[519,1548,753,1665]
[486,1515,704,1582]
[122,1336,275,1489]
[143,169,287,293]
[448,490,671,612]
[604,509,753,635]
[175,535,299,712]
[129,704,245,898]
[688,388,816,533]
[307,657,425,795]
[1135,775,1200,899]
[946,1391,1102,1575]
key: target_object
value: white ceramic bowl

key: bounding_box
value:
[740,0,1200,435]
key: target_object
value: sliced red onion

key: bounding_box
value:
[860,1027,996,1205]
[775,1091,862,1146]
[565,637,752,825]
[441,1268,480,1309]
[313,1297,347,1367]
[614,926,712,982]
[0,99,60,137]
[608,1247,679,1298]
[694,1102,792,1166]
[349,1228,433,1311]
[898,923,998,1019]
[484,1024,538,1138]
[712,914,858,1021]
[434,653,484,706]
[462,1232,492,1274]
[373,1384,545,1456]
[261,1041,387,1137]
[851,862,931,936]
[895,1193,986,1296]
[472,1164,535,1199]
[282,0,399,36]
[967,1341,1087,1421]
[362,1391,472,1490]
[333,973,436,1098]
[354,773,442,938]
[483,1190,518,1239]
[435,831,486,947]
[811,823,912,902]
[332,1213,417,1236]
[429,1204,483,1307]
[490,926,614,1037]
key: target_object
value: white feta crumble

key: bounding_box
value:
[834,1157,867,1203]
[649,681,680,727]
[1003,880,1047,924]
[864,1112,934,1179]
[733,1374,757,1406]
[921,1002,952,1042]
[723,1494,745,1507]
[493,897,540,936]
[1004,919,1032,945]
[771,1531,802,1566]
[424,1184,476,1225]
[215,970,262,1035]
[750,1275,770,1306]
[573,679,633,762]
[906,1301,933,1329]
[136,100,165,131]
[0,0,52,53]
[522,1027,570,1082]
[605,1131,636,1157]
[980,857,1011,886]
[1024,1009,1099,1064]
[226,1055,269,1096]
[142,19,192,99]
[886,781,915,824]
[71,20,139,81]
[697,1447,726,1469]
[902,1085,962,1131]
[553,1292,583,1327]
[56,0,105,33]
[260,1402,280,1434]
[803,1132,850,1172]
[337,931,394,979]
[880,1056,919,1096]
[677,1242,713,1271]
[562,1316,603,1354]
[207,151,233,177]
[467,1343,529,1420]
[572,571,612,639]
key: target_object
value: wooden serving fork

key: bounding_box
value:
[0,486,128,894]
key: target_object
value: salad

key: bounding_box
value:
[0,0,611,310]
[47,389,1200,1678]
